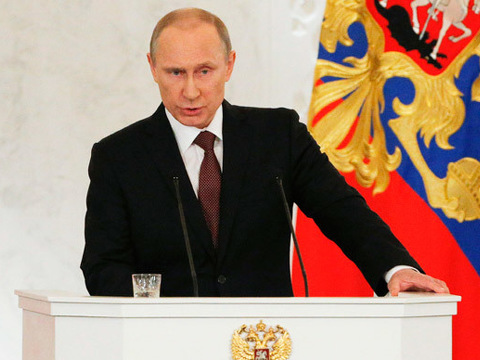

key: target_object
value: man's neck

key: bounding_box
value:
[165,105,223,155]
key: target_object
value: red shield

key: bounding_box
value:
[254,348,270,360]
[367,0,480,75]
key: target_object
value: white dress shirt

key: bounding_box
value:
[165,106,224,197]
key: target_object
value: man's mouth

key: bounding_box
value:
[182,107,203,115]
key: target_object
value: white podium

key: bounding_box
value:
[15,290,460,360]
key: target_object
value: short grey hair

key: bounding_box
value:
[149,8,232,64]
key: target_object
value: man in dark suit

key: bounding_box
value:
[81,8,449,297]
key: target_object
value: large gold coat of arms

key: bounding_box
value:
[309,0,480,222]
[231,321,292,360]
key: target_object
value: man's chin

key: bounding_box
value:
[176,115,211,129]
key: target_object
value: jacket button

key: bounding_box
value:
[217,275,227,284]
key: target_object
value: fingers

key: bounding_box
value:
[387,269,450,296]
[427,276,450,294]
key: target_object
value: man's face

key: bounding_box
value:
[147,21,235,129]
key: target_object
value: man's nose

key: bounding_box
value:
[183,75,200,100]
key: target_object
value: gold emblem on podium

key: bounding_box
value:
[231,320,292,360]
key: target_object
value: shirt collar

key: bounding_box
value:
[165,105,223,155]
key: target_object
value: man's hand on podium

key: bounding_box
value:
[387,269,450,296]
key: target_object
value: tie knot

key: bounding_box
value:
[194,131,216,151]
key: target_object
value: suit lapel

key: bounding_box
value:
[140,105,216,260]
[217,101,252,266]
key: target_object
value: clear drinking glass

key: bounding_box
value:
[132,274,161,298]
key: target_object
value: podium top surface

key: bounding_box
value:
[15,290,460,319]
[15,289,460,304]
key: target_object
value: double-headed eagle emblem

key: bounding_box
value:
[310,0,480,222]
[231,321,292,360]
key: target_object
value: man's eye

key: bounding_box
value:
[172,70,181,76]
[201,69,209,75]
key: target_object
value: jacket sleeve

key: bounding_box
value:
[288,115,422,296]
[80,142,135,296]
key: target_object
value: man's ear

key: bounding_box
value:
[147,53,158,83]
[225,50,236,82]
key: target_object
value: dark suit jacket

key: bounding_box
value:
[81,101,421,297]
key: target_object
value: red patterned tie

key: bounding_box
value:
[194,131,221,248]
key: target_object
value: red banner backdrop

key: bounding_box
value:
[294,1,480,359]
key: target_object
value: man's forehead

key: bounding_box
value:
[160,18,217,40]
[155,22,225,60]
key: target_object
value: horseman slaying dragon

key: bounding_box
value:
[379,0,480,60]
